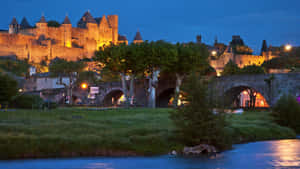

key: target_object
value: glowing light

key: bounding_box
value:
[18,88,23,92]
[285,44,292,52]
[65,41,72,48]
[81,83,88,89]
[211,50,217,56]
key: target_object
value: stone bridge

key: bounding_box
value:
[94,79,176,107]
[71,73,300,107]
[212,73,300,107]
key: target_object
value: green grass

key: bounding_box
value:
[226,111,296,143]
[0,108,296,159]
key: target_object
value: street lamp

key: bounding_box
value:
[81,83,88,90]
[284,44,292,52]
[211,50,217,56]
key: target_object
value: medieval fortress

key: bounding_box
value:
[0,11,280,74]
[0,11,142,63]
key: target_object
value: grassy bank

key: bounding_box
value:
[0,108,296,159]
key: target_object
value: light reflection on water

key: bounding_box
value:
[269,140,300,168]
[1,139,300,169]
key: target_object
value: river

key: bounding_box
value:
[1,139,300,169]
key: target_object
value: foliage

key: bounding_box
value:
[262,56,300,70]
[222,60,241,76]
[240,65,265,74]
[12,94,44,109]
[99,68,120,82]
[77,71,99,85]
[43,101,58,109]
[272,94,300,133]
[167,43,209,75]
[0,59,30,77]
[47,20,61,27]
[0,73,18,106]
[49,59,85,76]
[170,73,232,149]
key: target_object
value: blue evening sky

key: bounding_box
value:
[1,0,300,54]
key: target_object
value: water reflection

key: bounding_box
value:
[270,140,300,167]
[1,139,300,169]
[85,162,113,169]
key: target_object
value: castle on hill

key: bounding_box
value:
[202,35,281,75]
[0,11,143,63]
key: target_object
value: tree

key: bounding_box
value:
[222,60,241,76]
[94,43,140,106]
[0,73,18,106]
[47,20,61,27]
[49,59,85,105]
[142,41,177,108]
[240,65,265,74]
[77,71,99,85]
[166,42,209,107]
[272,94,300,133]
[170,73,231,149]
[0,59,30,77]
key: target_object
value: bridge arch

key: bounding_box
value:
[223,84,269,108]
[102,88,125,107]
[156,88,175,107]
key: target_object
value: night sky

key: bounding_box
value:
[1,0,300,54]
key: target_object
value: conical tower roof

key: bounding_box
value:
[10,17,18,25]
[261,40,268,54]
[134,31,143,41]
[62,15,71,24]
[20,17,32,29]
[83,11,96,23]
[38,15,47,23]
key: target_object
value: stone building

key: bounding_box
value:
[0,11,132,63]
[208,36,279,76]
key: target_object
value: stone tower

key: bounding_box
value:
[61,15,72,48]
[261,40,268,56]
[36,15,48,38]
[107,15,118,44]
[9,17,19,34]
[20,17,32,29]
[196,35,202,44]
[133,30,143,44]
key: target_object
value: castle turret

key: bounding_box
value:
[107,15,118,44]
[133,30,143,44]
[36,15,48,38]
[261,40,268,56]
[9,17,19,34]
[20,17,32,29]
[196,35,202,44]
[61,15,72,48]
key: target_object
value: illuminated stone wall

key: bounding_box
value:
[0,14,124,63]
[210,51,278,76]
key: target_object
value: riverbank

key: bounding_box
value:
[0,108,296,159]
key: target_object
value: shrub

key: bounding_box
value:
[43,101,58,109]
[272,94,300,133]
[240,65,265,74]
[222,60,241,76]
[170,73,232,150]
[13,94,44,109]
[0,73,18,107]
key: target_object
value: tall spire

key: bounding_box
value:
[10,17,18,25]
[133,30,143,44]
[38,15,47,23]
[62,15,71,24]
[134,30,143,41]
[261,40,268,55]
[20,17,32,29]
